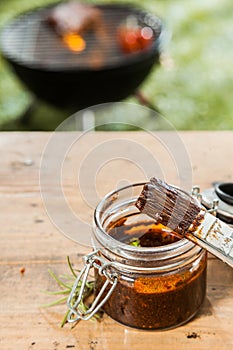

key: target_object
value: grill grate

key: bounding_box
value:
[0,4,162,70]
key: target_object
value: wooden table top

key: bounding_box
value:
[0,131,233,350]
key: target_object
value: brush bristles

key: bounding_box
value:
[136,178,202,235]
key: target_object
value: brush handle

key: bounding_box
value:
[187,211,233,268]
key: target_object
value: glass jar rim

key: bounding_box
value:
[93,182,202,266]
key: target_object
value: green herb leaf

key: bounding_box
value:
[43,256,102,328]
[129,238,141,247]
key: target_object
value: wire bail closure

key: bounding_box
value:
[67,250,118,323]
[192,185,219,216]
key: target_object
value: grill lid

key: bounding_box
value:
[0,4,163,71]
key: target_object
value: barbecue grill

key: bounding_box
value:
[0,3,163,109]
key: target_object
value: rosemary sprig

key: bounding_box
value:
[42,256,100,327]
[67,255,77,278]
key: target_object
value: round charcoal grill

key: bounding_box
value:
[0,3,163,109]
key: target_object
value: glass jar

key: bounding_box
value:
[67,183,207,330]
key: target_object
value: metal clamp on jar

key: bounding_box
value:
[67,183,207,330]
[199,182,233,225]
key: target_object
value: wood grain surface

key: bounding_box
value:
[0,131,232,350]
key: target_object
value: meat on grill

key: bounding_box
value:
[46,1,103,35]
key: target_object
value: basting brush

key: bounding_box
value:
[136,177,233,268]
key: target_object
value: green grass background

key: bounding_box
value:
[0,0,232,130]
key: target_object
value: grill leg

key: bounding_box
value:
[134,90,160,115]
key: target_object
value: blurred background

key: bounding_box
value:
[0,0,232,131]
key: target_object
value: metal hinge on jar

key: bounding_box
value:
[67,250,118,323]
[192,185,219,215]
